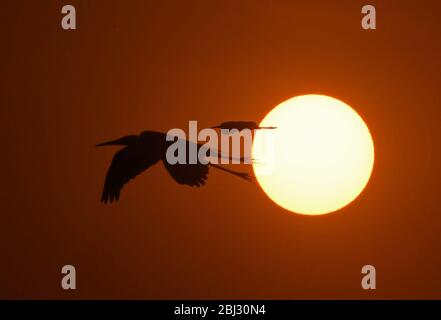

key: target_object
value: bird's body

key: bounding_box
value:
[97,131,253,203]
[212,121,276,132]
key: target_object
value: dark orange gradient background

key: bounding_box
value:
[1,0,440,299]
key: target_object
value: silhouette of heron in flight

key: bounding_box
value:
[212,121,276,132]
[97,131,254,203]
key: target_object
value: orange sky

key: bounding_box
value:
[1,0,440,299]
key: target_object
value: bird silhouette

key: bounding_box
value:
[97,131,254,203]
[211,121,276,132]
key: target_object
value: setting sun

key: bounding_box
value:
[252,95,375,215]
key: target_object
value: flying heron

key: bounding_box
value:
[97,131,254,203]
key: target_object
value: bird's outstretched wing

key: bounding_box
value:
[162,161,209,187]
[101,147,160,203]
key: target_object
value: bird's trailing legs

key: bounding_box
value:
[206,147,256,164]
[209,163,255,183]
[204,147,256,182]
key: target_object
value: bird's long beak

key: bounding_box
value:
[96,140,117,147]
[96,135,138,147]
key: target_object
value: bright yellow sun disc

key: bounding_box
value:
[252,94,374,215]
